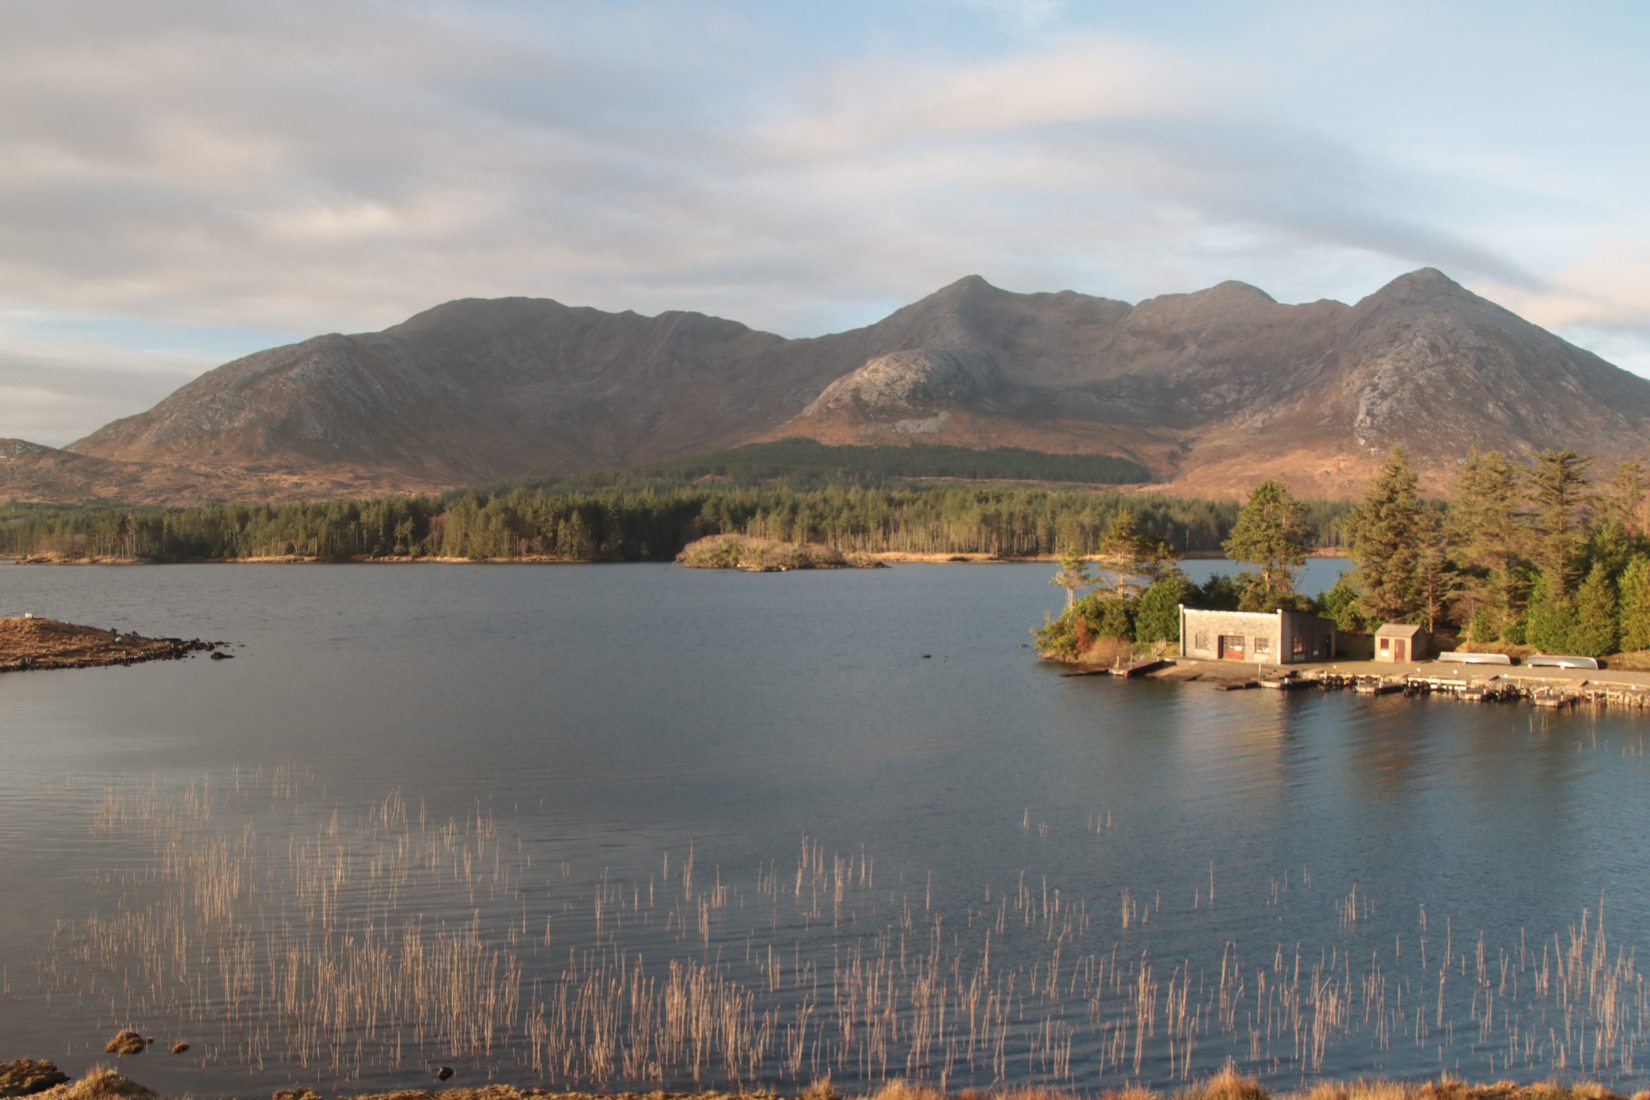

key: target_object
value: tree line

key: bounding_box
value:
[0,483,1338,563]
[1037,445,1650,661]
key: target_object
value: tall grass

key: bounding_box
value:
[35,771,1650,1093]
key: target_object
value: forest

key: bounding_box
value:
[0,485,1253,562]
[1036,446,1650,661]
[0,451,1351,563]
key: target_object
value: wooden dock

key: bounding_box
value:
[1110,658,1169,678]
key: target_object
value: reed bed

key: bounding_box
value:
[32,770,1650,1094]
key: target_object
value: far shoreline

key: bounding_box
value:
[4,549,1349,567]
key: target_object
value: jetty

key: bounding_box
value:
[1091,653,1650,715]
[1109,657,1169,679]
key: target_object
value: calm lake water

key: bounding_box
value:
[2,560,1648,1096]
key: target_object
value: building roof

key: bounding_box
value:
[1375,622,1425,638]
[1180,606,1334,626]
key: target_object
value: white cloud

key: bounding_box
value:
[0,317,214,446]
[1481,239,1650,332]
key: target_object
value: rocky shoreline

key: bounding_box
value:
[0,616,225,673]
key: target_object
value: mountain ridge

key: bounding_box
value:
[3,268,1643,505]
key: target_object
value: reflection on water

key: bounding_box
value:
[2,561,1650,1094]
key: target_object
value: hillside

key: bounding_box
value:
[4,269,1645,504]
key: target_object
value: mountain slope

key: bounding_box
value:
[0,439,430,506]
[25,268,1650,503]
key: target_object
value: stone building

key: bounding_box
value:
[1178,607,1336,664]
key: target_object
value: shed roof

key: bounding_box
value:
[1375,622,1425,638]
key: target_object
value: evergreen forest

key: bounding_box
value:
[0,483,1276,563]
[1036,446,1650,662]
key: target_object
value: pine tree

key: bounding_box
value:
[1617,555,1650,652]
[1413,507,1458,633]
[1096,508,1148,595]
[1222,479,1311,610]
[1597,458,1648,538]
[1050,547,1095,612]
[1347,446,1424,624]
[1135,575,1192,644]
[1447,448,1528,635]
[1571,561,1619,658]
[1527,449,1593,593]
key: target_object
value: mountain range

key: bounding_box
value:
[4,268,1647,505]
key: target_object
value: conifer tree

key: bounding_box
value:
[1096,508,1149,595]
[1135,575,1193,644]
[1598,458,1648,538]
[1050,547,1095,612]
[1347,446,1424,624]
[1523,574,1575,654]
[1222,479,1311,611]
[1413,507,1458,633]
[1571,561,1619,658]
[1447,448,1528,635]
[1618,555,1650,652]
[1527,449,1592,593]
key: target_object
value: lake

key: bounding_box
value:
[2,560,1648,1096]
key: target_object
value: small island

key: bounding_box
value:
[676,534,882,571]
[0,615,221,673]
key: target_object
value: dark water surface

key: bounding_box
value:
[2,561,1648,1095]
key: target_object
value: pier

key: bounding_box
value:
[1137,655,1650,715]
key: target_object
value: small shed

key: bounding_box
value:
[1374,623,1428,663]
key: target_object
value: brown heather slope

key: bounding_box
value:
[2,268,1642,505]
[0,439,452,505]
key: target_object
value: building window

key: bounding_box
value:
[1253,637,1271,656]
[1194,632,1208,651]
[1292,635,1306,657]
[1379,637,1390,653]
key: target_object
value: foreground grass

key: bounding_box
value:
[14,1066,1650,1100]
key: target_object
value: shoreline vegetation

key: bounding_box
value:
[5,1062,1649,1100]
[675,534,883,570]
[2,547,1350,567]
[1035,446,1650,676]
[0,616,223,672]
[0,442,1350,564]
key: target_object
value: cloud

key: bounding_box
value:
[0,317,215,446]
[1482,239,1650,331]
[1476,239,1650,375]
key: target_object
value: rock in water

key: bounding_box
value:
[435,1066,454,1081]
[105,1029,146,1055]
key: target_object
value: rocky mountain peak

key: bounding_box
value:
[12,267,1646,506]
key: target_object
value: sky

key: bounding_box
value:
[3,0,1649,446]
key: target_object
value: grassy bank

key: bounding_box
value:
[9,1063,1647,1100]
[0,616,220,672]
